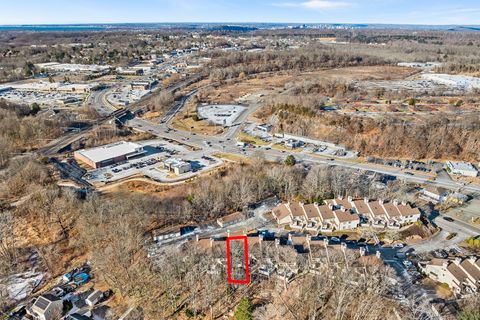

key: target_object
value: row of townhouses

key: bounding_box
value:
[420,257,480,296]
[189,233,381,281]
[272,197,421,232]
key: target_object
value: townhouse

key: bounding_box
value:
[420,256,480,296]
[271,197,421,232]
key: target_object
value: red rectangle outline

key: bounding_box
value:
[226,236,250,284]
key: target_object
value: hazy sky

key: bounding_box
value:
[1,0,480,25]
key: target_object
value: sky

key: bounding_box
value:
[1,0,480,25]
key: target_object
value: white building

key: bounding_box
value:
[284,139,303,149]
[421,186,450,204]
[85,290,103,307]
[161,158,191,175]
[74,141,145,169]
[446,161,478,177]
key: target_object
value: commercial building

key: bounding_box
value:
[446,161,478,177]
[74,141,145,169]
[9,81,101,94]
[256,124,272,132]
[420,256,480,296]
[116,67,143,76]
[160,158,191,175]
[197,104,247,127]
[130,80,157,90]
[284,139,303,149]
[36,62,111,73]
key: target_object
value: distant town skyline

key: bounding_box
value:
[1,0,480,25]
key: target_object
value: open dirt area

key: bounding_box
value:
[198,66,417,104]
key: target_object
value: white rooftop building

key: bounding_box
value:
[74,141,145,169]
[161,158,192,175]
[446,161,478,177]
[36,62,111,73]
[197,104,247,127]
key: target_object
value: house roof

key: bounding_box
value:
[334,199,353,210]
[369,201,387,217]
[447,263,469,284]
[430,258,448,266]
[86,289,103,302]
[288,202,305,217]
[396,204,420,217]
[317,205,335,220]
[303,204,320,219]
[352,200,370,215]
[152,226,181,237]
[272,204,291,221]
[217,212,243,224]
[460,259,480,282]
[75,141,144,164]
[383,202,401,218]
[33,294,59,311]
[334,210,360,222]
[424,186,448,196]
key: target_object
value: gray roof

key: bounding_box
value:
[34,294,59,310]
[86,290,103,302]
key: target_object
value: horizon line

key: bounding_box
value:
[1,22,480,27]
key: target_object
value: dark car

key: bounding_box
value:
[442,216,454,222]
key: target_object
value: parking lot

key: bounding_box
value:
[242,122,357,159]
[0,89,84,106]
[82,139,223,185]
[106,85,150,107]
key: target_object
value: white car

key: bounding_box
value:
[393,243,405,249]
[403,260,413,268]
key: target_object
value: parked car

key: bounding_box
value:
[402,260,413,268]
[442,216,455,222]
[393,243,405,249]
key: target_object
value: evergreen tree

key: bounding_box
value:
[285,154,296,166]
[234,297,253,320]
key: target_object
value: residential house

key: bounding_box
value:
[381,201,403,228]
[422,186,450,203]
[333,209,360,230]
[317,204,337,232]
[29,294,63,320]
[273,197,421,232]
[287,202,307,230]
[272,203,292,225]
[395,201,421,224]
[351,198,371,220]
[302,203,322,231]
[217,212,243,228]
[85,290,103,307]
[420,256,480,295]
[152,226,181,242]
[366,199,390,227]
